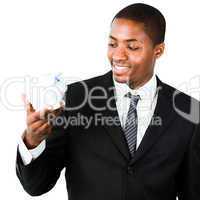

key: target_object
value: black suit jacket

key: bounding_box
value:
[16,70,200,200]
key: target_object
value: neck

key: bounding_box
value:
[127,74,154,90]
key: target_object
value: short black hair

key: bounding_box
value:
[111,3,166,46]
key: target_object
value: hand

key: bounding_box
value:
[22,95,62,149]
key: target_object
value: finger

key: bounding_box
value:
[60,100,65,108]
[49,107,62,117]
[25,102,35,116]
[27,102,35,114]
[43,124,53,135]
[21,94,36,114]
[27,107,54,125]
[35,122,51,136]
[27,111,44,125]
[28,120,47,133]
[39,107,54,120]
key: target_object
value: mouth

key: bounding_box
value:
[112,65,130,74]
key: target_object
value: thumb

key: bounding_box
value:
[27,102,36,114]
[21,93,35,114]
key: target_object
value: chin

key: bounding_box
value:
[113,74,128,84]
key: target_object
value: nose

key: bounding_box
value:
[112,47,128,62]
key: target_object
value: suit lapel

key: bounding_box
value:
[98,71,130,161]
[129,76,176,165]
[98,71,176,163]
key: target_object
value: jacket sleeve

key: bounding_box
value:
[18,135,46,166]
[176,123,200,200]
[16,113,69,196]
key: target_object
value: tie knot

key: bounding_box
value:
[125,92,140,107]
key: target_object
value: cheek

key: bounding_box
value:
[129,53,144,68]
[129,54,154,76]
[130,50,154,67]
[107,49,113,60]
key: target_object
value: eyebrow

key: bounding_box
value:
[109,35,138,42]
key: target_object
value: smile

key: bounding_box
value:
[113,65,130,74]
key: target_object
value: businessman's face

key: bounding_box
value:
[107,18,164,89]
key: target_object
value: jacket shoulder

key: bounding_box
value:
[63,71,112,108]
[162,81,199,107]
[161,80,200,125]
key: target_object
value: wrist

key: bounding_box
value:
[22,130,42,149]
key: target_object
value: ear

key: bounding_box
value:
[154,43,165,59]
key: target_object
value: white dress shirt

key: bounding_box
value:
[18,132,46,165]
[114,74,158,149]
[18,73,158,165]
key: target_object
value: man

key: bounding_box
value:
[16,3,200,200]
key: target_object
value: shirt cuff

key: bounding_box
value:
[17,133,46,166]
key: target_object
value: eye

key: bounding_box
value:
[108,43,117,48]
[128,46,140,51]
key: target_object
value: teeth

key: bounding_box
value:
[114,65,129,69]
[113,65,130,74]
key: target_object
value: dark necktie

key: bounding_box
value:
[124,92,140,157]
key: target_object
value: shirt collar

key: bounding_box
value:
[113,74,157,103]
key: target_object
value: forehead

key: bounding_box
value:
[109,18,150,43]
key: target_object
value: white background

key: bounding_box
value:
[0,0,200,199]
